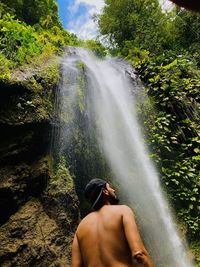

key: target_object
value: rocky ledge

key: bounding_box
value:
[0,59,80,266]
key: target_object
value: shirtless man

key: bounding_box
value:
[71,178,154,267]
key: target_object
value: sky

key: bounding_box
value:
[56,0,105,40]
[56,0,173,40]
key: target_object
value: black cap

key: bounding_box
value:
[84,178,107,209]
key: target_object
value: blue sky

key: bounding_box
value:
[56,0,105,40]
[56,0,173,40]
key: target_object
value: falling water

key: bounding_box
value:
[59,48,194,267]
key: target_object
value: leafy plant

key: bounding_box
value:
[135,52,200,242]
[0,14,42,64]
[0,52,11,80]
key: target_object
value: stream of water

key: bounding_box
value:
[59,48,193,267]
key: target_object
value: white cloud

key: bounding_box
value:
[76,0,104,9]
[66,0,105,40]
[159,0,173,10]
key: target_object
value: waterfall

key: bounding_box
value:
[59,47,194,267]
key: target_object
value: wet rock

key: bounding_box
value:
[42,186,80,263]
[42,188,80,236]
[0,157,50,225]
[0,123,51,165]
[0,199,72,267]
[0,57,80,266]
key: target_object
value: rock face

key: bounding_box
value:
[0,192,79,267]
[0,199,67,267]
[0,157,50,226]
[0,61,80,266]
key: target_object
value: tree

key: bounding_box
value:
[0,0,62,28]
[98,0,170,53]
[173,9,200,52]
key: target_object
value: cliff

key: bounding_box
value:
[0,57,80,266]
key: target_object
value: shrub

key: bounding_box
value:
[0,14,42,64]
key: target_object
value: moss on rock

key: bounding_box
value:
[0,55,60,124]
[50,156,74,193]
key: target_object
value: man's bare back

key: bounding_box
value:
[71,180,153,267]
[76,205,132,267]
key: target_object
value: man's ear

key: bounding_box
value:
[102,188,109,195]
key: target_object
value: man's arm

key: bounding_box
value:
[122,206,154,267]
[71,233,84,267]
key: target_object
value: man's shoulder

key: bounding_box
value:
[103,204,134,216]
[117,204,131,209]
[77,205,133,225]
[109,204,132,211]
[77,211,97,226]
[76,211,99,235]
[119,204,133,212]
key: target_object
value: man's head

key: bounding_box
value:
[84,178,119,210]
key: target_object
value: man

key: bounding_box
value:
[71,178,154,267]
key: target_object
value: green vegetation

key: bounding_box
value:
[98,0,200,264]
[0,0,62,28]
[0,14,42,64]
[98,0,170,53]
[50,156,74,193]
[0,1,79,75]
[81,39,107,57]
[0,1,106,84]
[136,53,200,239]
[98,0,200,55]
[0,52,11,80]
[0,0,80,125]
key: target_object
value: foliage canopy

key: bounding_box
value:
[0,1,79,77]
[0,0,62,28]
